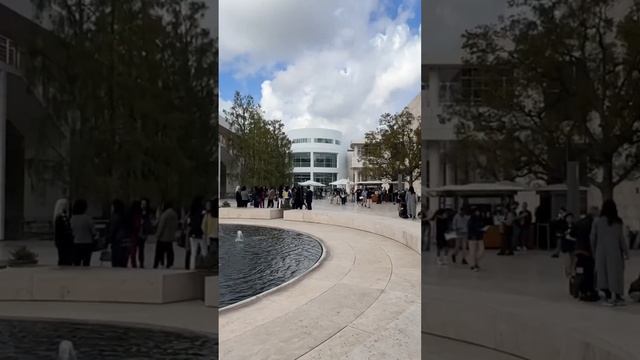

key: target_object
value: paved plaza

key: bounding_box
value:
[219,209,421,359]
[423,249,640,359]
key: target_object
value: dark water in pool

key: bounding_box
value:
[219,224,323,307]
[0,319,217,359]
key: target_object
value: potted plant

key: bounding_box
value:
[8,246,39,267]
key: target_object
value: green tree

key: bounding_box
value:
[362,108,421,186]
[441,0,640,200]
[223,92,292,187]
[28,0,217,209]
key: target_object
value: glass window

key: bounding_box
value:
[314,138,334,144]
[292,152,311,167]
[293,173,311,184]
[313,172,337,185]
[313,152,337,168]
[335,140,341,145]
[292,138,311,144]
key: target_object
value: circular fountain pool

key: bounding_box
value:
[0,319,217,359]
[219,224,323,308]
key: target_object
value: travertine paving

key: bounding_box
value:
[219,218,421,360]
[423,250,640,360]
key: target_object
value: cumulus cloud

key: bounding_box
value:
[220,0,420,142]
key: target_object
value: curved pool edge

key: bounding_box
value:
[218,222,326,314]
[0,314,217,339]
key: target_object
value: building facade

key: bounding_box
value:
[287,128,347,186]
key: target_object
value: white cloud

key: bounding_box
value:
[221,0,420,142]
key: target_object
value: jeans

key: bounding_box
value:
[188,237,208,270]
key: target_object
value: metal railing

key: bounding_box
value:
[0,34,22,69]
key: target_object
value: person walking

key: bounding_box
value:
[552,207,568,258]
[186,196,204,270]
[108,199,131,268]
[154,201,179,269]
[305,186,313,210]
[591,199,630,306]
[405,186,418,219]
[498,204,516,256]
[452,207,470,265]
[69,199,96,267]
[53,198,74,266]
[517,202,532,251]
[561,213,576,277]
[467,207,485,271]
[573,206,599,301]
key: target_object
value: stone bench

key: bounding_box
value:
[220,208,283,220]
[283,210,421,254]
[0,267,204,304]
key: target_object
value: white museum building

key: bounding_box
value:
[287,128,348,186]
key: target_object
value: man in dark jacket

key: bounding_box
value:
[305,186,313,210]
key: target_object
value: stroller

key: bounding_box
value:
[569,251,599,302]
[398,197,408,218]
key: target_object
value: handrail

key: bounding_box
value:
[0,34,22,69]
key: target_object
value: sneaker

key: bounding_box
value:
[462,259,468,265]
[472,266,479,272]
[551,253,559,258]
[601,299,615,307]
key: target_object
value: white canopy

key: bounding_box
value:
[299,180,326,187]
[329,178,351,186]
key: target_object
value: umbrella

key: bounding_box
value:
[299,180,326,187]
[329,178,351,186]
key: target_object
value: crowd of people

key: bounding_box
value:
[235,185,315,210]
[427,199,636,305]
[233,183,419,220]
[52,196,218,270]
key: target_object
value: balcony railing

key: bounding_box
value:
[0,35,22,69]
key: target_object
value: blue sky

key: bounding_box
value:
[219,0,421,140]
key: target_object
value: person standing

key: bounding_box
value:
[433,209,450,265]
[268,187,276,208]
[235,186,242,208]
[552,207,568,258]
[517,202,532,251]
[305,186,313,210]
[467,207,485,271]
[405,186,418,219]
[70,199,95,267]
[108,199,131,268]
[498,203,516,256]
[186,196,204,270]
[591,199,630,306]
[128,200,143,268]
[200,199,217,269]
[561,213,576,277]
[53,198,74,266]
[154,201,179,269]
[240,186,249,207]
[138,198,154,268]
[452,207,470,264]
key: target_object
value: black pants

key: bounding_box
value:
[268,199,274,208]
[575,253,596,295]
[134,237,146,268]
[73,243,93,266]
[57,244,74,266]
[154,242,174,268]
[501,226,514,253]
[111,245,129,268]
[306,201,312,210]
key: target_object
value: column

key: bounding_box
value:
[0,69,6,240]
